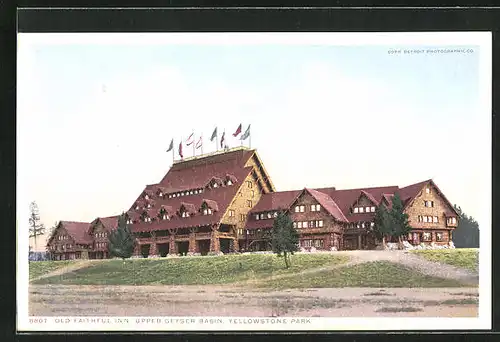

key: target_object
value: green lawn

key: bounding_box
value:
[410,248,479,272]
[29,260,75,280]
[32,254,349,286]
[258,261,469,289]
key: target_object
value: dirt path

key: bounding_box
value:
[234,250,478,287]
[333,251,479,286]
[30,260,96,282]
[29,284,478,317]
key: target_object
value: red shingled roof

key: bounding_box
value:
[128,149,256,233]
[59,221,92,244]
[307,188,348,222]
[250,190,302,213]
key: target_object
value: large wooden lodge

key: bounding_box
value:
[47,147,459,260]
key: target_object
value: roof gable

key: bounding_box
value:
[306,188,348,222]
[55,221,92,245]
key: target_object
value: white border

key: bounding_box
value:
[17,32,492,332]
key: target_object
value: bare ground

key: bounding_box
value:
[29,284,478,317]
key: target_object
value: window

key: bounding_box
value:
[293,222,297,228]
[318,220,324,227]
[451,217,457,224]
[203,209,208,215]
[247,181,253,188]
[303,239,312,247]
[370,222,375,227]
[267,212,272,219]
[353,207,359,213]
[247,200,252,208]
[417,215,422,223]
[199,189,204,193]
[426,187,431,194]
[361,222,365,229]
[295,206,300,213]
[251,190,255,198]
[145,194,149,200]
[423,216,428,223]
[213,183,218,188]
[181,211,190,218]
[135,205,139,210]
[238,228,243,235]
[303,221,308,228]
[436,232,444,242]
[365,207,370,213]
[240,214,246,222]
[310,220,315,228]
[255,214,260,220]
[273,212,278,218]
[181,192,185,196]
[422,232,432,242]
[431,201,434,207]
[359,207,364,213]
[189,191,194,195]
[147,203,151,209]
[229,210,235,217]
[298,222,303,228]
[260,213,265,220]
[159,193,163,197]
[433,216,438,223]
[300,205,305,213]
[227,180,233,186]
[370,206,376,212]
[314,239,324,248]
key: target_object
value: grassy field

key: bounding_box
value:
[32,253,349,285]
[258,261,468,289]
[410,248,478,272]
[29,260,74,280]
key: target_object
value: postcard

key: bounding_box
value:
[17,31,491,331]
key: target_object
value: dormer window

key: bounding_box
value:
[127,218,133,224]
[181,211,190,218]
[147,203,151,209]
[311,204,321,212]
[227,180,232,186]
[359,207,364,213]
[203,208,213,216]
[267,212,272,219]
[426,187,431,194]
[199,189,204,193]
[135,205,139,210]
[255,214,260,220]
[353,207,359,213]
[273,212,278,218]
[194,190,198,194]
[159,193,163,197]
[189,190,193,195]
[260,213,265,220]
[213,183,218,188]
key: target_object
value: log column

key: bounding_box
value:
[231,226,239,252]
[358,234,362,250]
[209,225,220,254]
[169,230,177,255]
[188,228,199,255]
[149,232,158,258]
[132,241,141,258]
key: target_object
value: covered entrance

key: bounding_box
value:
[157,243,169,257]
[176,241,189,256]
[140,245,150,258]
[197,240,210,256]
[220,238,231,254]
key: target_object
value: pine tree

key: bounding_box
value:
[390,193,412,249]
[271,211,299,268]
[108,213,136,259]
[29,201,45,251]
[452,205,480,248]
[373,203,393,248]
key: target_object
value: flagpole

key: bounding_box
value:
[172,139,174,163]
[201,134,204,155]
[249,130,251,149]
[216,132,219,152]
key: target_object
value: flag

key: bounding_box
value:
[178,142,183,158]
[195,136,203,149]
[232,124,242,137]
[166,139,174,152]
[210,127,217,142]
[186,133,194,146]
[220,131,225,148]
[240,124,251,140]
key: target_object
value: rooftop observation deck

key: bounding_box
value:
[173,146,252,164]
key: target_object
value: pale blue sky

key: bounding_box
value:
[17,33,490,232]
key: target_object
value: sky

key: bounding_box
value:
[17,33,491,233]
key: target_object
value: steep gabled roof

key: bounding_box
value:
[202,199,219,211]
[399,179,460,216]
[306,188,348,222]
[250,190,302,213]
[56,221,92,245]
